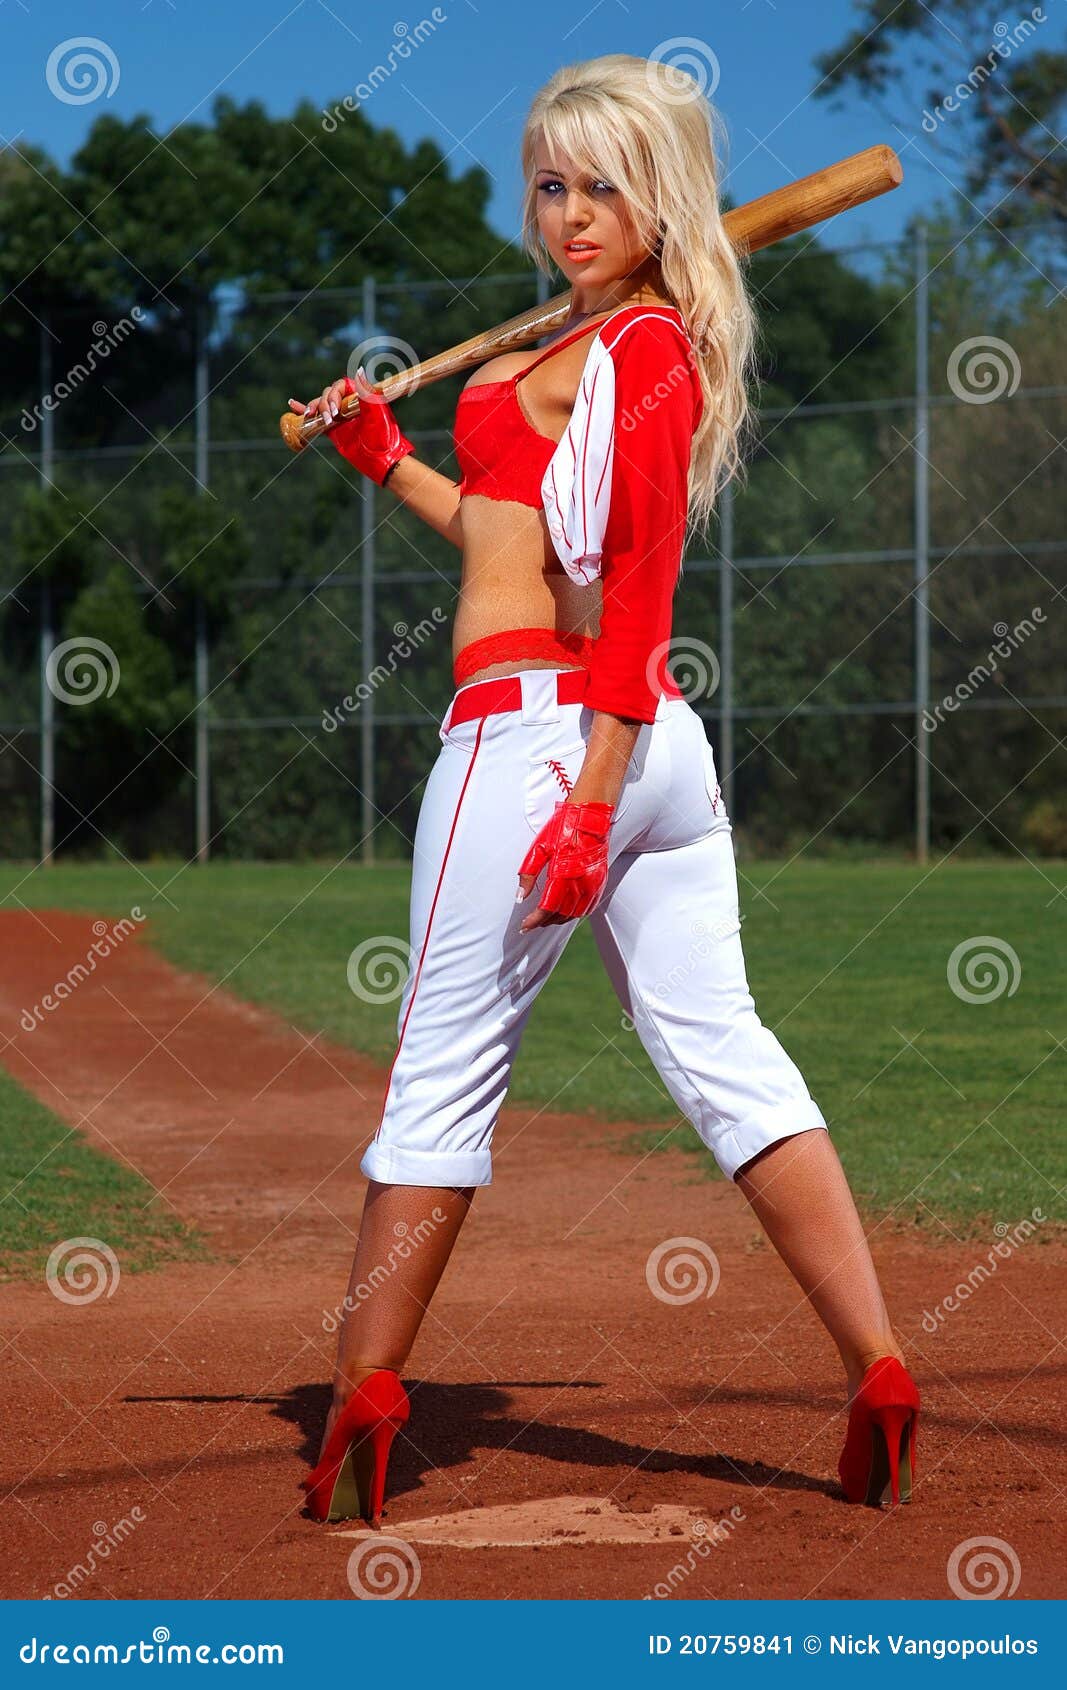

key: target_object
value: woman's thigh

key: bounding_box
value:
[362,688,590,1188]
[589,827,827,1182]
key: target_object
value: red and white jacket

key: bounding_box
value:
[542,304,704,724]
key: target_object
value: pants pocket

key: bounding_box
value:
[522,738,588,834]
[439,714,483,753]
[702,735,729,821]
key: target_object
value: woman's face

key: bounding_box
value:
[533,144,652,288]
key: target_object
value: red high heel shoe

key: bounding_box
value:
[838,1356,920,1507]
[300,1369,410,1525]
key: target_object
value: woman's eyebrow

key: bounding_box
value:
[535,168,601,181]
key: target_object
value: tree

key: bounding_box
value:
[814,0,1066,232]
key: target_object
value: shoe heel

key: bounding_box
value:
[872,1403,914,1506]
[300,1369,410,1524]
[347,1416,406,1526]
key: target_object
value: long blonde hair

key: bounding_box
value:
[519,54,759,536]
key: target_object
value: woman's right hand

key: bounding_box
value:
[287,374,353,426]
[287,369,415,486]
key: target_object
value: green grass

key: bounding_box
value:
[2,855,1064,1237]
[0,1065,209,1282]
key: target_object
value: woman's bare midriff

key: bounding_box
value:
[454,492,602,686]
[450,313,628,687]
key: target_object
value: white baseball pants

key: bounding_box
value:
[360,669,827,1188]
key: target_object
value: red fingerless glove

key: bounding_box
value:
[519,800,614,920]
[327,374,415,485]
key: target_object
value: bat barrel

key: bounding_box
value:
[724,145,903,255]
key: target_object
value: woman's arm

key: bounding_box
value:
[517,707,638,931]
[289,370,464,550]
[578,317,700,724]
[381,453,464,550]
[567,710,640,807]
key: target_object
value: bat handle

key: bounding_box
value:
[278,393,362,453]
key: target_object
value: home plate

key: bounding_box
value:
[338,1495,706,1547]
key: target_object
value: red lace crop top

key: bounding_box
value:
[454,317,603,507]
[454,303,704,724]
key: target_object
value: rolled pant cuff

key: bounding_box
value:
[360,1139,493,1188]
[715,1098,829,1182]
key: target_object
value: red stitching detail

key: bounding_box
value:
[546,758,573,796]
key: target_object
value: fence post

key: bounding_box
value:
[39,311,55,866]
[718,479,735,819]
[194,290,211,862]
[360,273,377,864]
[914,222,931,863]
[39,582,55,866]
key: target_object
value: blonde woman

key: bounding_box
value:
[290,54,919,1527]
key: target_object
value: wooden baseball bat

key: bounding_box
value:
[279,142,902,453]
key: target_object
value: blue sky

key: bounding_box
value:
[0,0,1054,252]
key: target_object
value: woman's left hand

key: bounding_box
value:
[517,800,614,928]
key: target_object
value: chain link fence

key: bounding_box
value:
[1,220,1064,865]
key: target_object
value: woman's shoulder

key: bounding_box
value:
[593,299,694,360]
[588,302,701,421]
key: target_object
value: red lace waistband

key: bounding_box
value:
[453,626,684,701]
[454,628,595,686]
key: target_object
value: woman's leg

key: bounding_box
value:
[589,701,902,1394]
[734,1131,902,1393]
[318,676,594,1457]
[316,1180,473,1461]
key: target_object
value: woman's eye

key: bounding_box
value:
[536,179,616,194]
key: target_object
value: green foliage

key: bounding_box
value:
[0,92,1062,861]
[1022,798,1067,856]
[813,0,1066,231]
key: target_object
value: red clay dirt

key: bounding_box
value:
[0,908,1063,1602]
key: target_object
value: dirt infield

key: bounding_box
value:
[1,909,1063,1601]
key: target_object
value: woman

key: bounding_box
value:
[289,54,919,1528]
